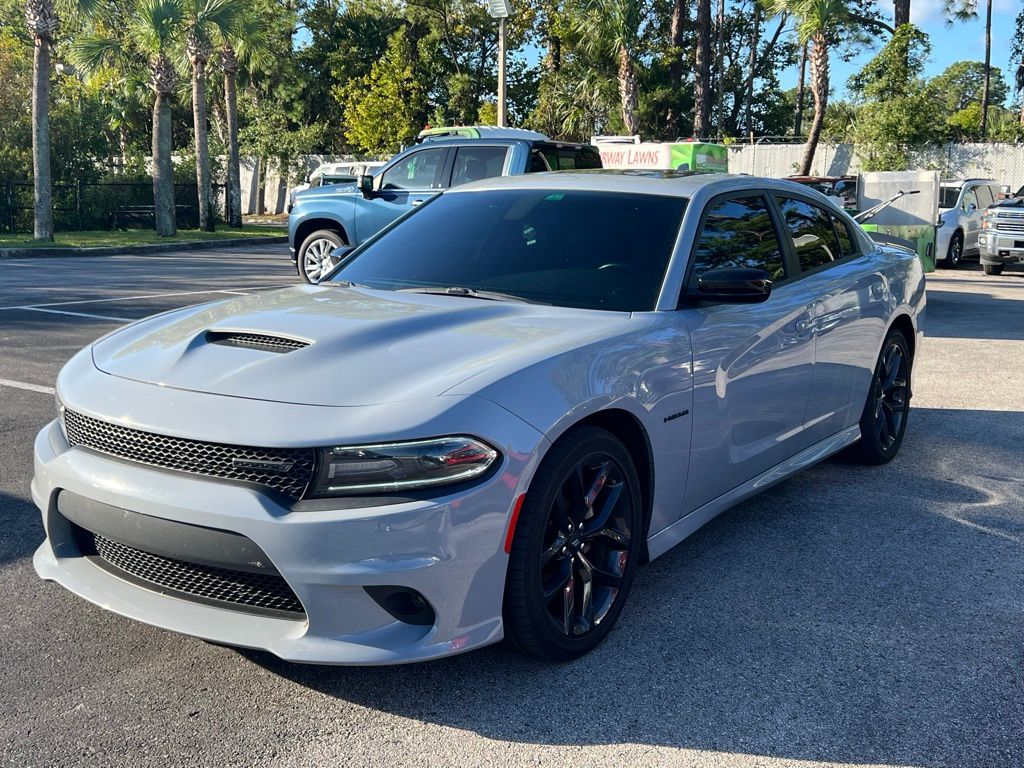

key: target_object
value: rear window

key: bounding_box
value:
[531,145,603,172]
[333,190,686,311]
[940,187,961,209]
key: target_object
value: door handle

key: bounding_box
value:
[795,317,815,334]
[410,199,425,206]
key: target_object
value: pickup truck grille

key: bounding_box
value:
[993,220,1024,233]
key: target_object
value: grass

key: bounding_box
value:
[0,226,285,249]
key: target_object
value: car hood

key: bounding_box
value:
[91,285,631,407]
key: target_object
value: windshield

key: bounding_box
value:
[940,187,961,209]
[332,189,687,311]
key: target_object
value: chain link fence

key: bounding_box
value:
[727,142,1024,185]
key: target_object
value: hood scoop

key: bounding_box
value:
[204,330,310,353]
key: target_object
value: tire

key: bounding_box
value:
[984,264,1005,276]
[849,329,912,465]
[944,230,964,268]
[298,229,344,284]
[503,426,643,662]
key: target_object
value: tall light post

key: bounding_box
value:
[486,0,511,127]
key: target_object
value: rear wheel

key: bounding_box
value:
[984,264,1005,276]
[850,329,912,465]
[503,426,643,662]
[298,229,344,284]
[944,230,964,268]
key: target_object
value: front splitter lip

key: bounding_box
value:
[32,539,503,666]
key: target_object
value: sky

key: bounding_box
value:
[778,0,1021,103]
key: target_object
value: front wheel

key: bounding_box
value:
[984,264,1005,276]
[850,329,912,465]
[944,230,964,268]
[298,229,344,284]
[503,426,643,662]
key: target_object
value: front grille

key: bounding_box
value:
[994,220,1024,233]
[206,330,309,353]
[79,528,305,617]
[63,409,316,500]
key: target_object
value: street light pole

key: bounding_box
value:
[497,16,507,127]
[486,0,511,127]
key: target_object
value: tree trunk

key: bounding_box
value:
[801,33,828,176]
[981,0,992,139]
[894,0,910,27]
[745,6,760,142]
[666,0,687,135]
[152,92,176,236]
[224,71,242,227]
[715,0,725,134]
[617,46,639,135]
[192,60,213,231]
[256,156,266,216]
[31,37,53,241]
[545,0,561,74]
[794,41,807,137]
[693,0,711,137]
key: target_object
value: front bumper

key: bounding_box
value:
[979,232,1024,265]
[32,402,543,664]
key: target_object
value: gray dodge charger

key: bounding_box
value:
[32,171,925,664]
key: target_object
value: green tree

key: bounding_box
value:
[943,0,994,137]
[849,24,943,169]
[930,61,1007,114]
[574,0,653,135]
[337,27,427,154]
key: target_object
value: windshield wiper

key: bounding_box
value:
[396,286,545,305]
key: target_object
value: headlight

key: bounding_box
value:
[309,436,499,496]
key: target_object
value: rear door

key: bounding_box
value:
[447,144,511,187]
[679,192,817,512]
[772,193,889,441]
[354,146,450,243]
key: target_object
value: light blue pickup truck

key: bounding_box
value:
[288,127,602,282]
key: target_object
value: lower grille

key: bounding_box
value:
[78,528,306,617]
[62,409,316,501]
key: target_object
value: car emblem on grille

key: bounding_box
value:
[231,458,295,473]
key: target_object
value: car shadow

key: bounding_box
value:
[242,407,1024,768]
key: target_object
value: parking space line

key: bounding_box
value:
[15,307,133,322]
[0,285,291,311]
[0,378,55,395]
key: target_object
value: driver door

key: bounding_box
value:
[679,192,817,513]
[354,147,450,243]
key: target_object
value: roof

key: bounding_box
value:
[417,126,549,142]
[448,169,831,200]
[941,178,998,186]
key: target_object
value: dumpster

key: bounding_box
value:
[856,171,940,273]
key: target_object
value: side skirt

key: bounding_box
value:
[645,424,862,561]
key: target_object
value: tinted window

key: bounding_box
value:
[537,145,602,171]
[692,196,785,281]
[527,150,549,173]
[776,196,842,272]
[940,187,961,209]
[451,146,508,186]
[380,149,446,191]
[333,190,687,311]
[831,213,857,257]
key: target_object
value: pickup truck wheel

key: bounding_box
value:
[944,231,963,268]
[984,264,1005,276]
[298,229,344,284]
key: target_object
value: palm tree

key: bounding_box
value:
[182,0,244,232]
[771,0,849,175]
[217,12,270,228]
[24,0,59,241]
[693,0,711,137]
[944,0,993,138]
[74,0,184,235]
[575,0,651,135]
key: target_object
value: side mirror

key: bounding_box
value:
[965,202,977,215]
[358,174,374,198]
[689,267,773,304]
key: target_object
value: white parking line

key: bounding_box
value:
[0,285,290,311]
[15,307,133,322]
[0,378,55,395]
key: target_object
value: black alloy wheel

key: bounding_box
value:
[503,426,643,661]
[946,230,964,268]
[851,329,912,465]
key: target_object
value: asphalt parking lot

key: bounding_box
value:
[1,246,1022,768]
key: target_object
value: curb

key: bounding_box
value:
[0,235,288,259]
